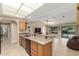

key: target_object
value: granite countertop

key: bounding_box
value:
[24,36,54,45]
[24,36,52,45]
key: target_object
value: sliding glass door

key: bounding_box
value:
[61,25,76,38]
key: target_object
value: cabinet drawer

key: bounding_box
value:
[31,41,38,51]
[31,49,38,56]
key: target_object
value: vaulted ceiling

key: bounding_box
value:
[27,3,77,24]
[0,1,77,25]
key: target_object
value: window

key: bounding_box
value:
[61,25,76,38]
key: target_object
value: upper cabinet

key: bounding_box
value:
[77,4,79,24]
[19,20,27,31]
[77,3,79,35]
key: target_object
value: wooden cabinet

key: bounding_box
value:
[38,42,52,56]
[19,36,26,49]
[77,4,79,25]
[19,36,23,47]
[19,21,27,31]
[31,41,52,56]
[31,41,38,56]
[19,36,52,56]
[77,3,79,35]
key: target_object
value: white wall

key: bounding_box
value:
[0,3,2,15]
[28,21,46,35]
[10,21,18,43]
[0,3,2,21]
[0,16,19,44]
[16,20,19,44]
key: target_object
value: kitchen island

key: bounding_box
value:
[19,35,54,56]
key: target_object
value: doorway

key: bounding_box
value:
[1,24,11,42]
[0,23,11,54]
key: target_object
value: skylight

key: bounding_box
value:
[0,0,44,18]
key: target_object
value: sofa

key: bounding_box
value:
[67,36,79,51]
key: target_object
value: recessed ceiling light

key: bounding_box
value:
[28,16,32,18]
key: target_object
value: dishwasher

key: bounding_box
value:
[25,38,31,55]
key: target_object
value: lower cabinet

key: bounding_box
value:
[19,36,26,49]
[19,36,52,56]
[31,41,38,56]
[31,41,52,56]
[19,36,23,47]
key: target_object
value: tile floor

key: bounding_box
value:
[0,36,29,56]
[0,36,79,56]
[53,38,79,56]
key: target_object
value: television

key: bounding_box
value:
[35,28,42,34]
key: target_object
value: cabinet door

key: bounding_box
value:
[19,36,26,48]
[77,12,79,24]
[77,4,79,35]
[43,42,52,56]
[38,42,52,56]
[31,41,38,56]
[22,23,25,30]
[22,39,26,49]
[31,49,38,56]
[19,22,22,31]
[19,22,27,31]
[31,41,38,51]
[38,44,44,56]
[19,36,23,47]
